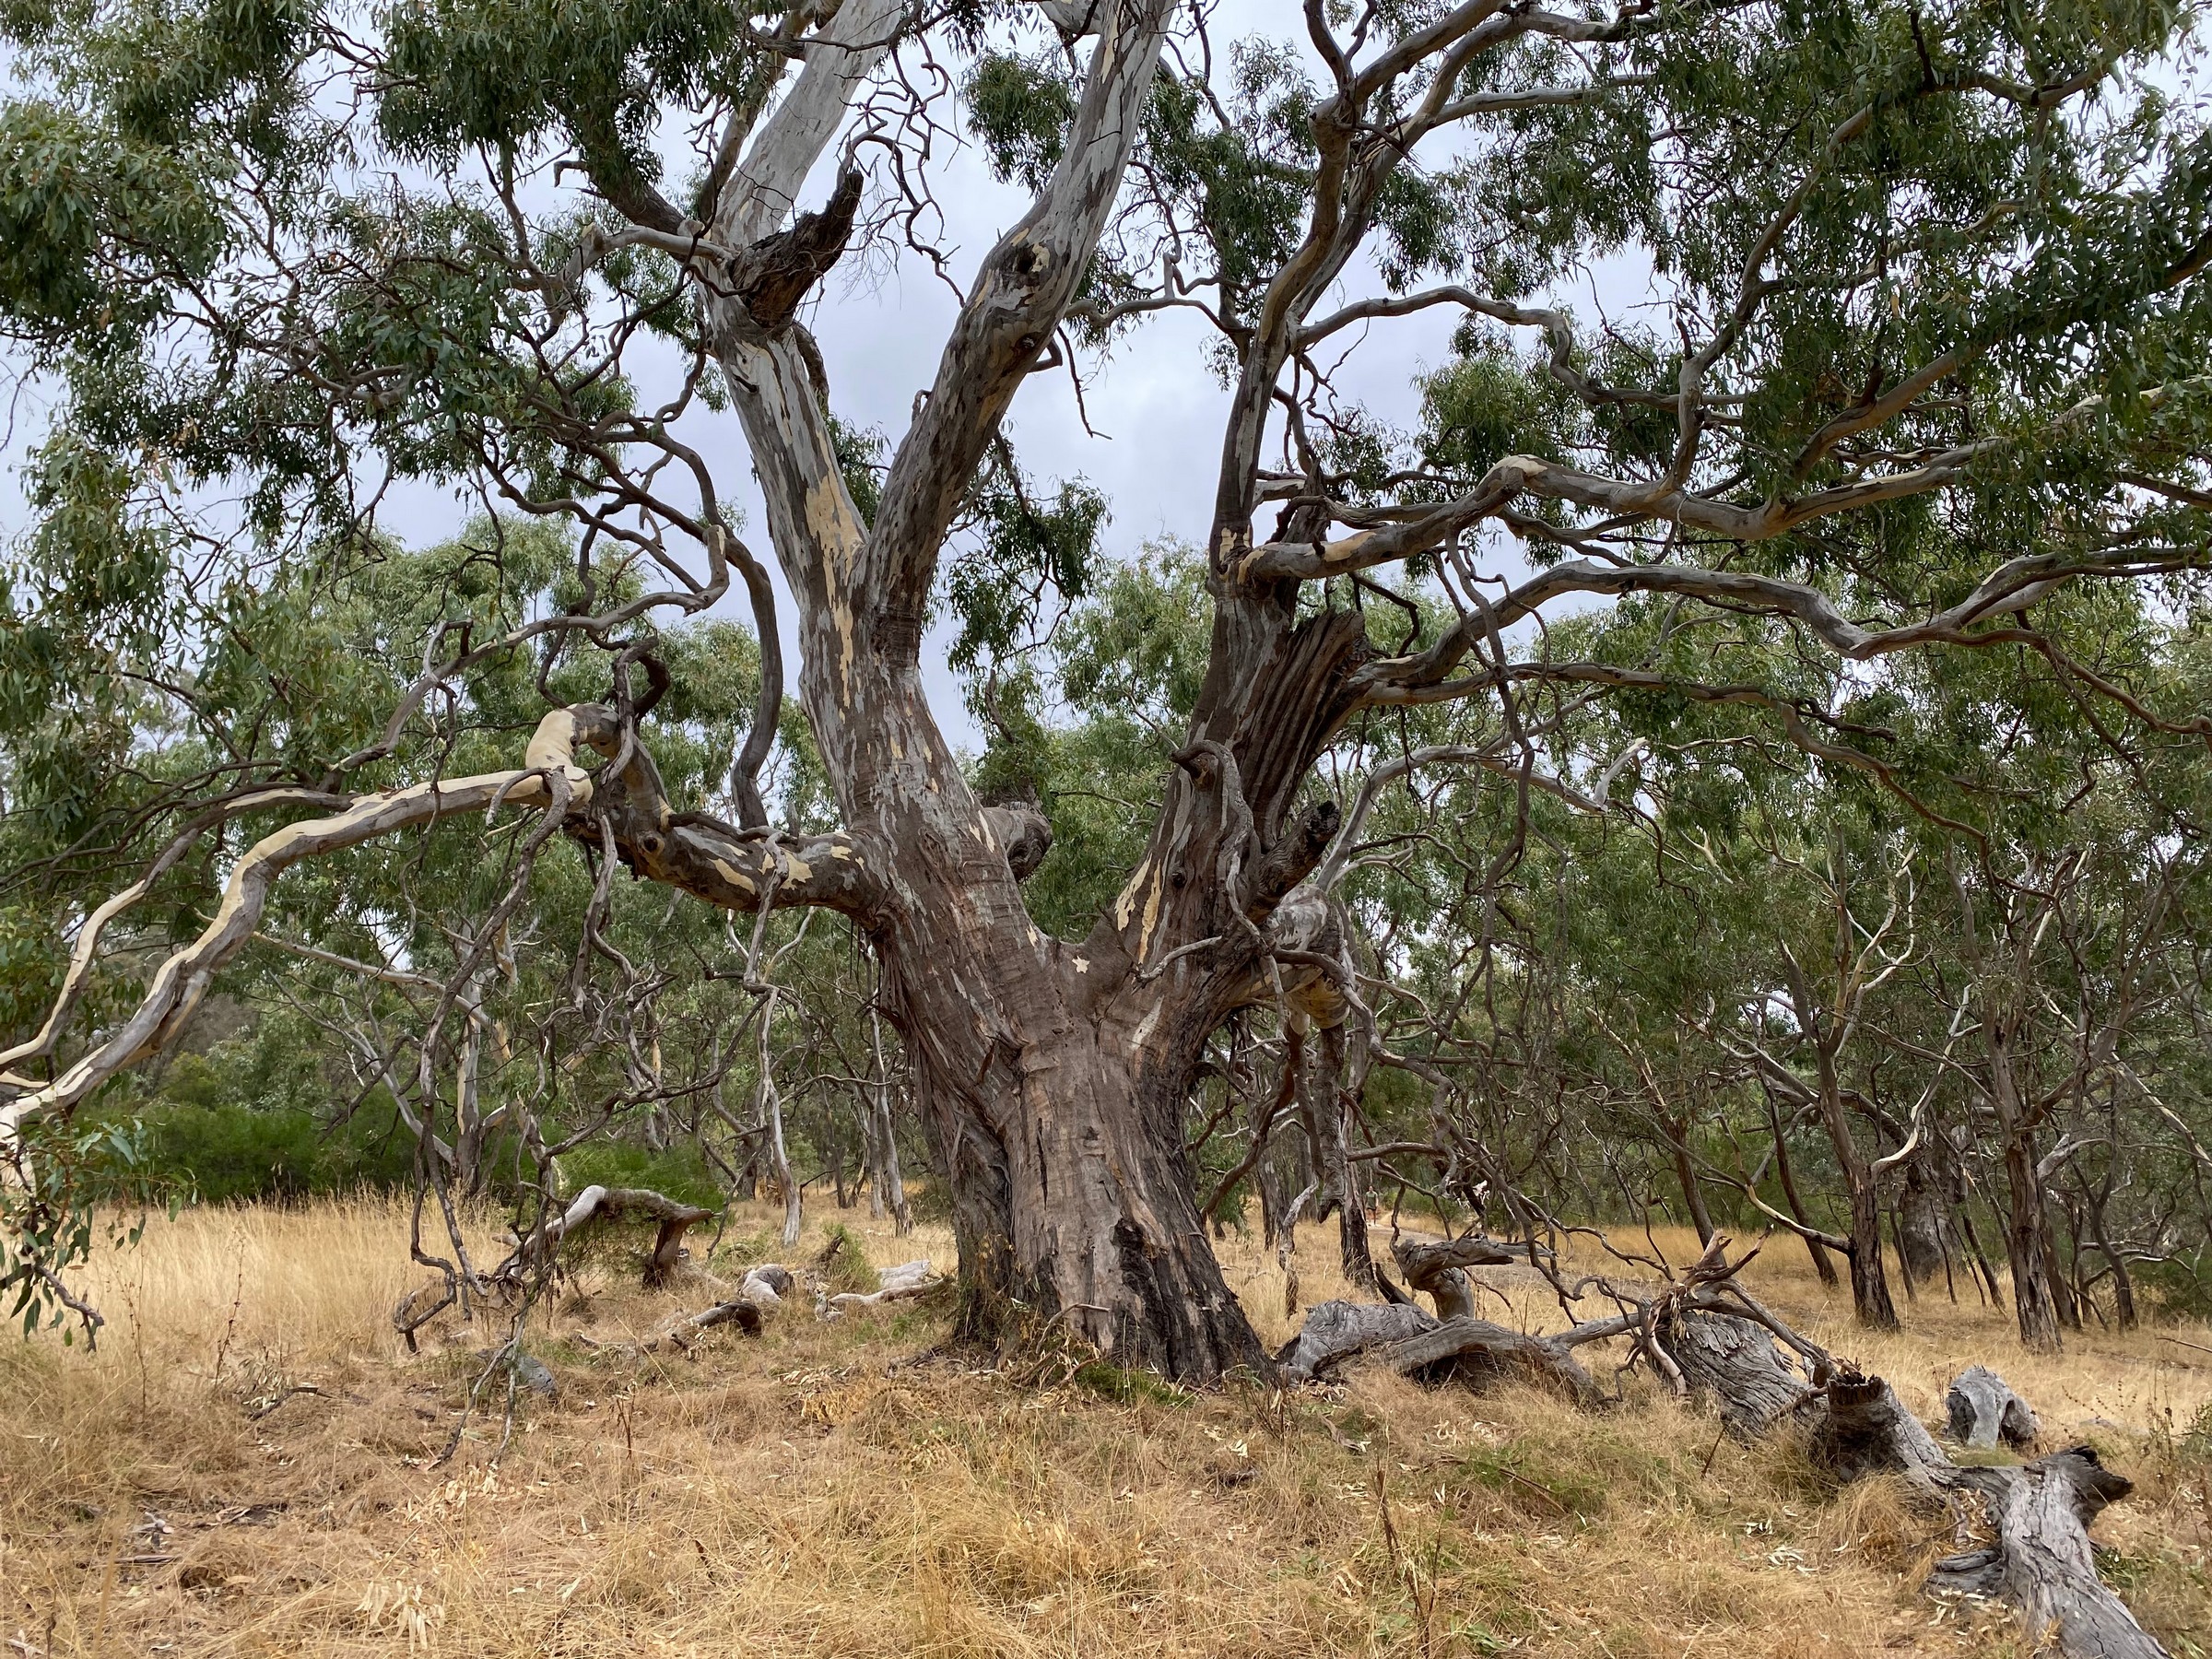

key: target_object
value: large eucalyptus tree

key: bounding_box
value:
[2,0,2208,1377]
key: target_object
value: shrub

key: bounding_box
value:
[550,1140,724,1210]
[98,1095,418,1204]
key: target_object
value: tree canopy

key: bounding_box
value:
[0,0,2207,1380]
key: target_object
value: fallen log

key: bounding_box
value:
[1664,1308,1819,1438]
[1810,1368,1953,1489]
[1815,1367,2166,1658]
[493,1185,715,1288]
[1277,1237,2166,1659]
[1947,1363,2039,1449]
[637,1296,763,1354]
[1931,1448,2165,1659]
[825,1257,942,1315]
[738,1264,794,1308]
[1370,1315,1598,1399]
[1276,1298,1599,1396]
[1276,1300,1439,1381]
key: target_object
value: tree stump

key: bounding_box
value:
[1947,1364,2038,1449]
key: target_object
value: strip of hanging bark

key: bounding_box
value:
[1947,1363,2039,1448]
[492,1184,714,1289]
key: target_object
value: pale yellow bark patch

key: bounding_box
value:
[1112,857,1154,930]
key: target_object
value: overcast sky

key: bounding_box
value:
[628,0,1490,750]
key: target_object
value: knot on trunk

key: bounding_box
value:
[1248,798,1340,908]
[982,803,1053,880]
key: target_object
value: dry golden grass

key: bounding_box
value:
[3,1197,2207,1658]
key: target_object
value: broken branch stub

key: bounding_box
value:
[1390,1233,1533,1321]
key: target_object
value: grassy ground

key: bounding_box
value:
[2,1196,2208,1658]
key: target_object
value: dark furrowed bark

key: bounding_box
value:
[889,947,1274,1379]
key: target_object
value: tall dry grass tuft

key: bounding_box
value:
[0,1198,2206,1657]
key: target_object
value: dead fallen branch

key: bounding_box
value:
[639,1297,762,1354]
[1821,1368,2165,1659]
[824,1258,940,1316]
[493,1185,714,1289]
[1281,1235,2165,1658]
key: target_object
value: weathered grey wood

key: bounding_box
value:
[825,1258,943,1315]
[1947,1363,2038,1448]
[1811,1368,1955,1493]
[739,1264,794,1307]
[493,1184,715,1289]
[1390,1234,1532,1320]
[1807,1370,2166,1658]
[1665,1310,1814,1438]
[1936,1450,2169,1659]
[1274,1300,1437,1381]
[639,1297,764,1354]
[1276,1298,1597,1396]
[1368,1316,1598,1399]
